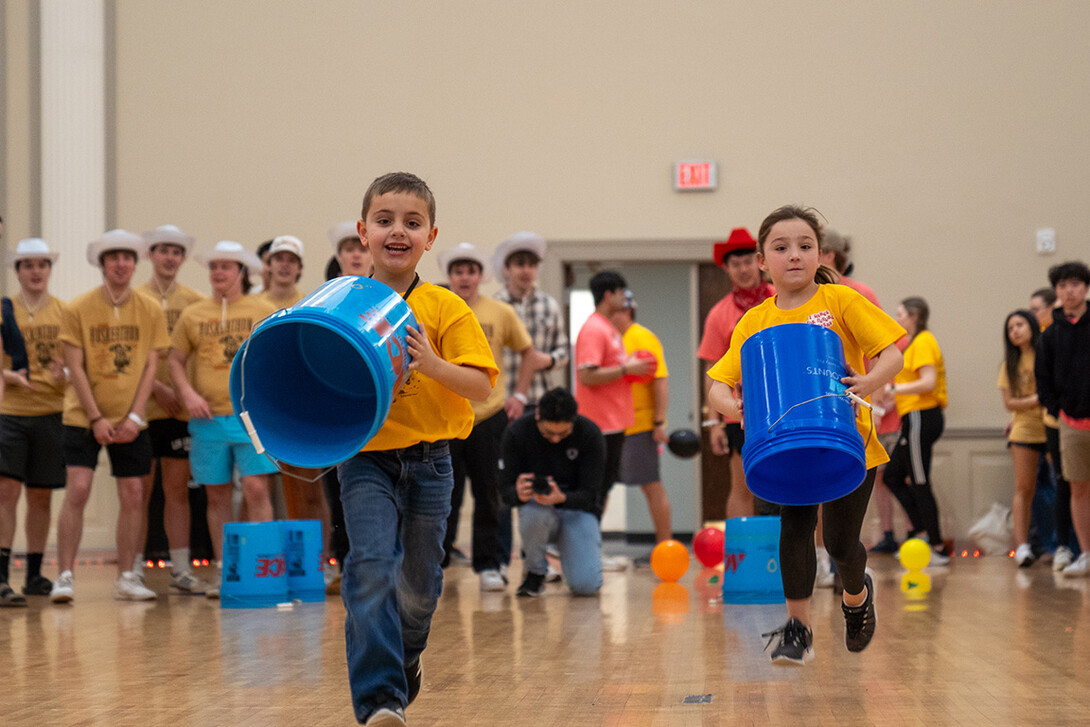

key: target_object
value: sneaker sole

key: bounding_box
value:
[51,593,73,604]
[771,650,814,666]
[169,584,207,595]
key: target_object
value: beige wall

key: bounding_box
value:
[4,1,1090,546]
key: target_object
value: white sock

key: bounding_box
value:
[133,554,144,573]
[170,548,190,575]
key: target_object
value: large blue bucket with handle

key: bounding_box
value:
[229,276,416,468]
[721,516,784,604]
[739,322,866,506]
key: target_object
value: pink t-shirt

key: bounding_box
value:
[574,311,634,434]
[840,276,881,308]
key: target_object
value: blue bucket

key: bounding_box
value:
[229,276,417,468]
[721,516,784,604]
[739,322,866,506]
[221,522,289,609]
[280,519,325,603]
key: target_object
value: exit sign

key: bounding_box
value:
[674,161,717,191]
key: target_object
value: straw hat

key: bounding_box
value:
[143,224,195,254]
[86,229,146,267]
[492,231,546,273]
[195,240,264,276]
[438,242,491,283]
[8,238,59,266]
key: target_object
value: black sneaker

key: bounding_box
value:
[869,533,899,554]
[842,571,877,653]
[23,574,53,596]
[517,572,546,597]
[762,618,813,665]
[1,582,28,607]
[405,657,422,706]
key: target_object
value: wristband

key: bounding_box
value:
[654,420,665,426]
[513,392,528,405]
[547,354,555,369]
[128,412,147,427]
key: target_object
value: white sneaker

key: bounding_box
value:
[815,550,835,588]
[601,555,629,572]
[545,564,563,582]
[114,571,157,601]
[1062,552,1090,578]
[1015,543,1035,568]
[929,549,951,567]
[169,571,210,595]
[50,570,74,604]
[1053,546,1075,572]
[479,569,507,592]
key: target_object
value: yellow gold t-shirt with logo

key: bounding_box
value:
[2,295,69,416]
[137,281,206,421]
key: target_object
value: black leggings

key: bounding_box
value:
[780,468,876,600]
[884,407,945,547]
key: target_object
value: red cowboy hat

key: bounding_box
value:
[712,227,757,266]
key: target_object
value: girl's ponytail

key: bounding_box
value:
[815,265,839,285]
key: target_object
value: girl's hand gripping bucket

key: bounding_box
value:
[739,322,866,506]
[229,276,417,468]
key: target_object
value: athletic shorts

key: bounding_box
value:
[619,430,661,486]
[724,422,745,456]
[64,425,153,478]
[148,417,191,459]
[1008,440,1047,453]
[1058,419,1090,482]
[188,415,277,485]
[0,412,66,488]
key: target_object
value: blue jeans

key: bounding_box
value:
[338,441,452,722]
[518,502,603,596]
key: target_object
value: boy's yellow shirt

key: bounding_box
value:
[2,294,69,416]
[136,281,206,421]
[707,284,905,470]
[364,280,498,451]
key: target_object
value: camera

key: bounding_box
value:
[531,476,552,496]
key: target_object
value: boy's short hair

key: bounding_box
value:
[1031,287,1057,306]
[505,250,541,268]
[1048,261,1090,288]
[537,388,578,423]
[589,270,626,306]
[326,255,342,281]
[361,172,436,227]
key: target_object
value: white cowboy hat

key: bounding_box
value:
[8,238,59,266]
[195,240,264,276]
[86,229,147,267]
[328,221,360,251]
[269,234,304,261]
[438,242,491,283]
[143,224,195,254]
[492,231,546,273]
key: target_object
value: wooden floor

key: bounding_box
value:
[4,553,1090,726]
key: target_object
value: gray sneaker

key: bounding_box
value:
[763,618,814,665]
[169,571,210,595]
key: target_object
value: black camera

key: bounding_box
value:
[531,476,552,496]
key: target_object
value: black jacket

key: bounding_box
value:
[1,297,29,372]
[500,413,606,515]
[1036,304,1090,420]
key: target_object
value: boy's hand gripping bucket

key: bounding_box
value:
[229,276,416,468]
[739,322,867,506]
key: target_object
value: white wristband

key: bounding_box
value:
[128,412,146,427]
[513,392,528,405]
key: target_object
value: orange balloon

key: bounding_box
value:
[650,539,690,582]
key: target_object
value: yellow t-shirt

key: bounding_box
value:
[707,285,905,470]
[468,296,532,422]
[997,350,1046,444]
[171,295,279,417]
[622,322,669,435]
[364,281,498,452]
[894,330,947,416]
[261,288,305,311]
[137,281,206,421]
[1,294,69,416]
[60,287,171,428]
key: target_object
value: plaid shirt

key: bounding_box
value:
[495,286,569,405]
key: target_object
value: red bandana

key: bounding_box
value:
[732,282,775,312]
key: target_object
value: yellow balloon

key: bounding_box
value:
[901,571,931,597]
[899,537,932,571]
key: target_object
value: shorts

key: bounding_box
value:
[0,413,66,488]
[619,430,661,486]
[724,422,745,456]
[1008,441,1047,453]
[188,415,277,485]
[64,425,153,478]
[148,417,191,459]
[1058,419,1090,482]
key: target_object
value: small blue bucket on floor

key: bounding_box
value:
[280,519,325,602]
[229,276,417,468]
[221,522,289,609]
[721,516,784,604]
[739,322,866,506]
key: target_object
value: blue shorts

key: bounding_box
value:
[188,415,277,485]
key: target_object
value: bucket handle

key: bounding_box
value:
[765,391,876,451]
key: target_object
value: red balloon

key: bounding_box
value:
[623,349,657,384]
[693,526,725,568]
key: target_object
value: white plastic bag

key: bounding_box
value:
[968,502,1013,555]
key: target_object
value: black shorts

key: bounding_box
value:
[724,422,745,456]
[148,417,191,459]
[0,412,66,489]
[63,425,153,478]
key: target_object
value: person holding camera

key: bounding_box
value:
[501,388,605,597]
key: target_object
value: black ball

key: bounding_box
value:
[667,428,701,458]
